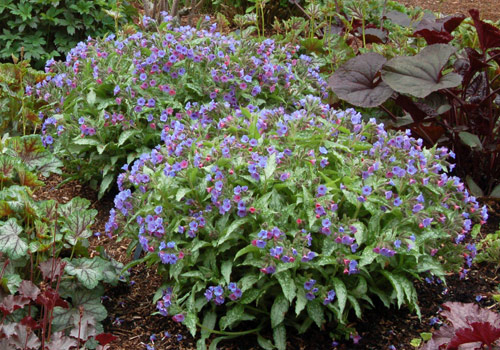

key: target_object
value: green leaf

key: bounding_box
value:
[257,334,274,350]
[0,218,28,260]
[87,90,96,105]
[234,245,260,260]
[306,300,324,327]
[275,270,296,303]
[64,258,104,289]
[73,138,100,146]
[221,260,232,285]
[176,187,190,202]
[466,176,484,197]
[381,271,405,308]
[273,323,286,350]
[271,294,289,328]
[490,184,500,198]
[352,222,366,245]
[347,294,362,318]
[61,208,97,245]
[217,217,249,246]
[264,153,277,180]
[459,132,482,150]
[201,310,217,339]
[220,304,251,330]
[295,287,307,316]
[332,277,347,316]
[118,129,137,147]
[99,173,114,200]
[185,312,198,337]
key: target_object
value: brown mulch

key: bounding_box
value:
[396,0,500,22]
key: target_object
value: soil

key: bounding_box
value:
[30,1,500,349]
[396,0,500,22]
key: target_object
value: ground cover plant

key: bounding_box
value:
[105,92,487,348]
[329,9,500,197]
[0,134,125,349]
[36,14,326,197]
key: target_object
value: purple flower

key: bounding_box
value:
[412,203,424,213]
[304,279,316,290]
[361,185,372,196]
[317,185,327,196]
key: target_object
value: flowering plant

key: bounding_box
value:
[36,14,326,197]
[107,96,486,348]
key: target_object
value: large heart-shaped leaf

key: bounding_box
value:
[382,44,462,98]
[470,9,500,51]
[0,218,28,260]
[64,257,104,289]
[5,135,45,167]
[329,52,394,107]
[58,197,91,218]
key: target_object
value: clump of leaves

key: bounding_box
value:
[0,57,47,135]
[329,9,500,197]
[37,15,327,197]
[0,256,117,350]
[422,302,500,350]
[107,97,486,349]
[0,134,124,348]
[0,0,136,69]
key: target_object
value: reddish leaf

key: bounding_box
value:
[36,288,69,310]
[45,331,78,350]
[470,9,500,51]
[441,302,500,328]
[95,333,117,346]
[18,280,40,301]
[0,295,30,316]
[20,316,40,330]
[413,14,465,44]
[413,29,454,44]
[448,323,500,349]
[39,258,66,282]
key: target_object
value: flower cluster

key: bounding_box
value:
[105,92,486,339]
[35,14,327,194]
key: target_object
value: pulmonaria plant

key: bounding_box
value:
[107,97,486,349]
[35,13,327,197]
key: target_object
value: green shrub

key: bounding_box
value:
[37,16,326,197]
[0,0,135,68]
[107,98,486,348]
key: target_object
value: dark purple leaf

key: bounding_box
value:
[385,10,411,27]
[441,302,500,329]
[363,27,388,44]
[381,44,462,98]
[18,280,40,301]
[413,28,454,44]
[20,316,40,330]
[328,53,393,107]
[5,324,41,349]
[470,9,500,51]
[36,287,69,310]
[45,332,78,350]
[39,258,66,282]
[421,325,455,349]
[0,295,30,316]
[414,14,465,44]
